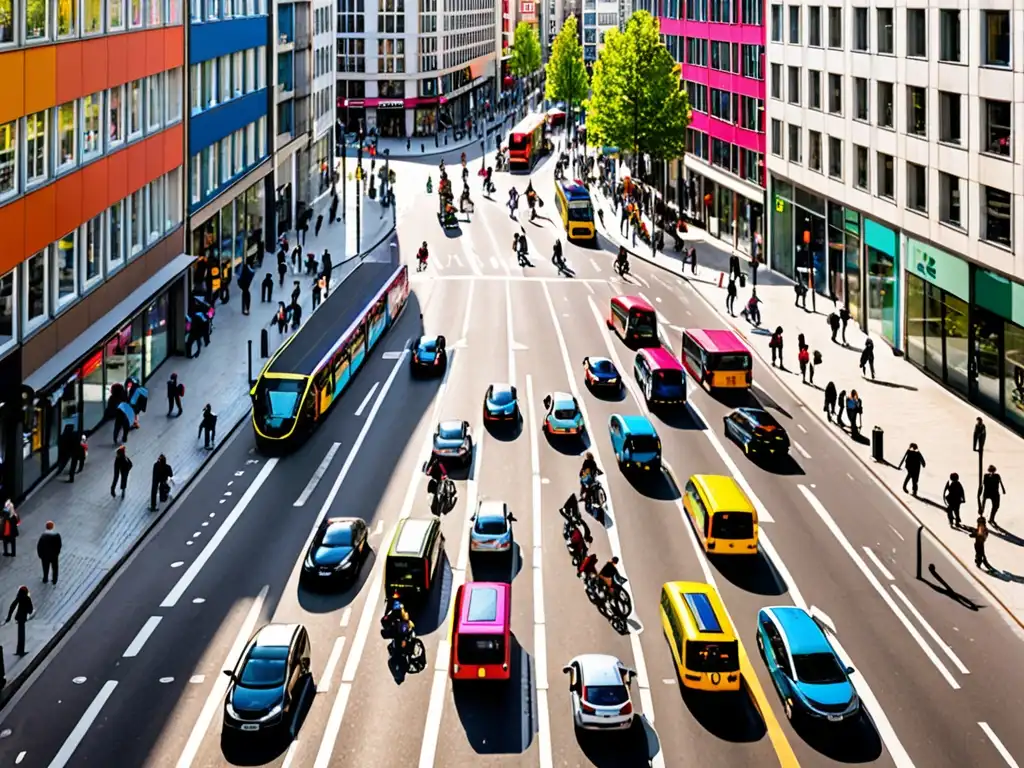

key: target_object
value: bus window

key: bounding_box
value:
[568,200,593,221]
[685,640,738,673]
[711,512,755,540]
[458,635,505,665]
[714,354,752,371]
[509,134,529,150]
[631,310,657,337]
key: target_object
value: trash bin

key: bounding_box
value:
[871,426,884,462]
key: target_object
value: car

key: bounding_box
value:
[469,500,516,553]
[608,414,662,472]
[411,335,447,376]
[302,517,370,586]
[432,420,473,468]
[222,623,312,735]
[543,392,585,435]
[583,356,621,391]
[724,407,790,459]
[756,606,860,724]
[563,654,637,731]
[483,383,520,422]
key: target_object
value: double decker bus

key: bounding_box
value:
[507,113,548,171]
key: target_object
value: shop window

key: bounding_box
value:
[1003,321,1024,432]
[82,214,103,287]
[58,0,78,37]
[108,201,125,271]
[82,92,102,161]
[81,349,105,431]
[143,295,170,379]
[25,0,48,40]
[983,186,1012,248]
[971,306,1003,416]
[24,249,47,330]
[923,281,944,380]
[56,102,76,172]
[104,324,137,400]
[130,0,143,26]
[111,0,125,28]
[905,273,925,368]
[0,120,15,200]
[108,86,125,148]
[0,270,13,351]
[54,232,78,307]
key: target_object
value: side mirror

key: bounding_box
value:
[222,669,234,679]
[582,357,588,366]
[846,666,855,675]
[562,665,572,674]
[543,395,552,409]
[508,514,517,522]
[470,515,476,522]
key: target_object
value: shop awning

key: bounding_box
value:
[25,253,196,392]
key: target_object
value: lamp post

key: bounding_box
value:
[383,148,391,209]
[356,130,364,254]
[338,121,347,222]
[480,139,486,173]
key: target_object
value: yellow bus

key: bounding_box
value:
[554,180,596,244]
[682,474,759,555]
[660,581,741,691]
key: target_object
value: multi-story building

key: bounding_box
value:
[581,0,619,64]
[0,0,186,498]
[187,0,273,291]
[637,0,767,256]
[336,0,499,138]
[765,4,1024,434]
[273,0,312,233]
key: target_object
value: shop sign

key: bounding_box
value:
[906,238,969,297]
[344,99,365,107]
[378,100,403,109]
[520,1,535,14]
[774,196,785,213]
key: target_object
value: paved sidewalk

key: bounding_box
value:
[0,190,396,697]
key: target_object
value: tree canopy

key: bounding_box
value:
[509,22,542,78]
[586,11,690,160]
[545,16,589,110]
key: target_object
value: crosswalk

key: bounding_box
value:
[412,250,643,284]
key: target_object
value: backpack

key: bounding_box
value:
[812,350,822,365]
[798,348,810,364]
[177,383,185,397]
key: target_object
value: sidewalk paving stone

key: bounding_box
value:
[0,190,396,698]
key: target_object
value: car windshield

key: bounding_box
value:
[240,656,287,688]
[629,311,657,337]
[554,407,577,420]
[654,370,683,386]
[626,435,659,454]
[567,200,594,222]
[476,517,507,535]
[490,389,513,405]
[592,360,614,374]
[584,684,628,706]
[439,424,464,440]
[793,652,848,685]
[420,339,437,352]
[259,379,304,419]
[322,526,354,547]
[711,512,755,540]
[713,353,752,371]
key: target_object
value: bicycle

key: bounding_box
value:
[584,573,633,618]
[432,477,457,515]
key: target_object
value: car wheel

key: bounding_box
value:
[783,699,794,722]
[756,631,766,659]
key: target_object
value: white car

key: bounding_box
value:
[563,654,637,731]
[469,500,516,553]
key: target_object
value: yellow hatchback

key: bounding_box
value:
[683,474,759,555]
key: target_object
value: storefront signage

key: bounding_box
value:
[344,99,365,107]
[774,196,785,213]
[520,1,535,14]
[378,100,403,109]
[906,238,969,298]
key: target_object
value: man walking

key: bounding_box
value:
[111,444,132,498]
[199,405,218,450]
[36,522,61,585]
[943,473,965,528]
[5,586,33,656]
[898,443,926,496]
[981,465,1006,526]
[150,455,174,512]
[166,373,183,417]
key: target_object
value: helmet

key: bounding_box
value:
[585,452,594,460]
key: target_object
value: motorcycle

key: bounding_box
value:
[430,477,457,516]
[614,259,630,277]
[386,622,427,674]
[564,532,588,568]
[584,573,633,618]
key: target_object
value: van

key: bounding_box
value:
[682,474,759,555]
[385,517,446,597]
[660,582,740,691]
[634,348,686,406]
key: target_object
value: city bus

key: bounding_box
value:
[450,581,512,681]
[554,180,596,243]
[507,113,548,171]
[681,328,752,391]
[250,263,410,451]
[607,295,659,347]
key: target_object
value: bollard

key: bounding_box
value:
[260,327,269,358]
[435,134,439,148]
[444,134,448,145]
[421,143,425,153]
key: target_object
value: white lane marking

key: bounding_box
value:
[798,485,960,690]
[381,351,403,360]
[792,440,811,459]
[980,723,1021,768]
[339,607,352,627]
[490,256,499,269]
[585,296,774,524]
[862,547,895,581]
[189,675,205,684]
[176,586,269,768]
[890,585,970,675]
[797,423,807,433]
[460,279,475,341]
[318,637,347,693]
[890,525,905,542]
[419,421,484,768]
[354,382,380,416]
[122,616,163,658]
[526,376,554,768]
[293,443,343,507]
[584,281,595,295]
[372,520,383,536]
[847,472,855,480]
[281,740,300,768]
[46,680,118,768]
[452,253,464,268]
[590,258,600,272]
[505,278,517,386]
[16,751,25,764]
[632,272,650,288]
[161,461,278,608]
[469,251,484,276]
[541,283,664,763]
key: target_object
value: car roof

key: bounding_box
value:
[438,419,464,433]
[768,607,831,655]
[620,414,657,435]
[253,623,299,648]
[552,392,575,409]
[477,499,507,519]
[576,654,625,685]
[588,356,614,368]
[325,517,359,530]
[739,408,780,427]
[490,382,513,395]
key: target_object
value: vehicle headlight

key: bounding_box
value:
[304,554,314,569]
[226,702,240,719]
[608,377,618,384]
[337,555,354,569]
[260,704,283,721]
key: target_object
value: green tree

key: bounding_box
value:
[509,21,542,78]
[545,16,589,125]
[586,11,690,163]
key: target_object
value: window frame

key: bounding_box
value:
[110,0,126,29]
[165,67,183,124]
[146,73,163,132]
[129,0,144,28]
[146,177,164,245]
[22,248,49,333]
[55,101,78,174]
[0,119,17,201]
[876,7,894,54]
[127,79,144,140]
[982,185,1012,248]
[57,0,80,39]
[81,212,105,291]
[0,268,17,355]
[108,84,125,148]
[107,199,125,273]
[53,231,79,310]
[24,0,51,42]
[81,91,103,162]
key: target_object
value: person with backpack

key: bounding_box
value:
[166,373,184,417]
[150,455,174,511]
[828,311,841,343]
[272,301,289,334]
[67,434,87,483]
[769,327,784,368]
[798,345,810,384]
[1,500,19,557]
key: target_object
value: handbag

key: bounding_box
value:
[159,481,170,502]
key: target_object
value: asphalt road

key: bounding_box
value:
[3,141,1024,768]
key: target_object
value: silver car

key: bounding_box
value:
[469,500,516,553]
[563,654,636,731]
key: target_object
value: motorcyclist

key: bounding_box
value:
[615,246,629,275]
[579,452,601,499]
[578,552,598,578]
[552,239,564,268]
[567,525,588,559]
[599,556,622,592]
[426,456,448,513]
[381,592,405,635]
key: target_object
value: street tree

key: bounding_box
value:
[586,10,690,166]
[510,21,542,79]
[545,16,589,127]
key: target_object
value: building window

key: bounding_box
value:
[206,0,218,19]
[128,80,143,138]
[25,110,48,186]
[165,67,183,123]
[854,145,868,190]
[202,60,216,106]
[906,9,925,57]
[245,121,255,165]
[0,270,14,351]
[219,138,230,184]
[983,186,1012,247]
[938,91,961,144]
[190,153,200,204]
[906,161,926,212]
[827,6,841,48]
[58,0,78,37]
[258,115,267,156]
[852,7,867,52]
[168,0,180,23]
[983,11,1010,68]
[232,52,243,97]
[146,178,164,245]
[770,63,781,100]
[877,81,893,128]
[877,152,894,199]
[853,77,868,121]
[907,85,926,136]
[787,124,801,163]
[200,145,215,196]
[0,121,15,200]
[218,55,231,102]
[110,0,125,29]
[82,92,102,161]
[378,38,405,73]
[939,172,962,228]
[108,201,124,270]
[245,49,255,92]
[983,99,1012,157]
[828,136,842,179]
[83,0,102,33]
[56,102,76,172]
[128,189,144,256]
[940,10,960,63]
[257,45,267,88]
[190,0,199,20]
[876,8,893,54]
[147,74,163,132]
[233,128,243,171]
[787,66,800,105]
[149,0,162,25]
[827,73,841,114]
[108,85,125,147]
[788,5,800,44]
[165,167,182,230]
[770,118,782,156]
[808,130,821,171]
[25,0,48,40]
[808,5,821,46]
[24,250,47,329]
[130,0,143,27]
[82,214,103,287]
[54,232,77,306]
[769,4,781,41]
[808,70,821,110]
[189,64,201,113]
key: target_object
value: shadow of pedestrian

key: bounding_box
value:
[920,564,982,611]
[987,568,1024,584]
[864,379,919,391]
[990,524,1024,547]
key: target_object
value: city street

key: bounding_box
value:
[3,141,1024,768]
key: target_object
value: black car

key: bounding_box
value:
[411,335,447,376]
[723,407,790,459]
[432,420,473,468]
[223,623,311,736]
[302,517,370,586]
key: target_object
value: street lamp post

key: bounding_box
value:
[383,148,391,211]
[338,121,347,222]
[480,139,486,173]
[356,130,364,254]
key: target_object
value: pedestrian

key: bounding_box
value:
[272,301,288,334]
[836,389,847,427]
[824,381,837,421]
[728,253,741,280]
[329,194,339,224]
[973,417,986,454]
[315,213,324,237]
[794,281,808,309]
[150,454,174,511]
[36,522,61,585]
[166,373,183,417]
[619,203,629,235]
[261,272,274,303]
[1,500,18,556]
[860,338,875,379]
[726,278,737,316]
[287,299,303,330]
[972,516,992,570]
[291,280,301,306]
[743,290,762,326]
[769,326,784,368]
[846,390,862,437]
[749,252,760,286]
[943,472,965,528]
[54,424,76,476]
[322,249,333,294]
[237,261,254,315]
[798,345,810,384]
[828,311,841,343]
[291,245,302,275]
[898,442,926,496]
[688,246,697,275]
[5,586,33,656]
[110,444,132,498]
[312,277,323,310]
[810,350,821,385]
[981,465,1006,525]
[839,305,851,344]
[277,258,287,287]
[67,433,86,482]
[198,404,218,449]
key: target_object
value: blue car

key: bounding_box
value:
[756,606,860,724]
[483,383,520,423]
[411,335,447,376]
[432,419,473,468]
[543,392,585,435]
[607,414,662,472]
[583,356,621,391]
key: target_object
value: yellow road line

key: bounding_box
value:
[738,641,801,768]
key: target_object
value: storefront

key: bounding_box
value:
[376,100,405,137]
[191,180,266,302]
[864,218,900,347]
[314,134,332,197]
[686,166,765,257]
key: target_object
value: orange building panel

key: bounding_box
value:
[80,161,109,221]
[24,184,56,256]
[81,38,109,95]
[23,46,56,115]
[0,199,27,275]
[145,29,165,76]
[126,142,147,192]
[106,149,128,201]
[107,34,128,86]
[54,43,83,105]
[164,26,184,69]
[126,33,147,82]
[54,173,84,237]
[0,52,26,124]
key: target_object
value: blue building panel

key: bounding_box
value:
[189,16,268,64]
[189,89,268,155]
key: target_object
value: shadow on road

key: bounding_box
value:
[680,685,766,743]
[711,550,787,596]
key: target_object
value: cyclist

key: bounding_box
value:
[579,452,601,500]
[578,551,598,579]
[615,246,629,275]
[599,556,622,592]
[426,456,448,513]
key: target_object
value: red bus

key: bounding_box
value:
[607,295,658,347]
[450,582,512,681]
[681,329,752,390]
[507,113,547,170]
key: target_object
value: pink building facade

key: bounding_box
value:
[638,0,767,256]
